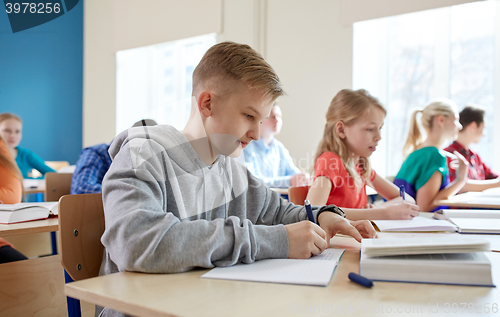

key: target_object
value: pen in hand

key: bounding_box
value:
[304,199,315,223]
[399,185,406,202]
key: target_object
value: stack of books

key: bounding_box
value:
[359,236,494,287]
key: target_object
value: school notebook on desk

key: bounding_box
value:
[434,209,500,234]
[0,202,58,224]
[359,237,494,287]
[372,216,457,232]
[201,248,345,287]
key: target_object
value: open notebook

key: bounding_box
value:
[201,248,345,287]
[372,216,457,232]
[434,209,500,234]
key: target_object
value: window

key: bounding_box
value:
[353,1,498,177]
[116,33,216,134]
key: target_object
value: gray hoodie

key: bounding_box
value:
[97,125,319,316]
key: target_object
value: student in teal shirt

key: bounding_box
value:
[394,99,469,212]
[0,113,55,178]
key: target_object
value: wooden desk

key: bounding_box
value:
[65,237,500,317]
[22,179,46,194]
[436,192,500,209]
[22,179,46,202]
[0,218,58,238]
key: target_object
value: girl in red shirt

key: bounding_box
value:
[306,89,419,220]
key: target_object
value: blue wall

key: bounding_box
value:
[0,1,83,164]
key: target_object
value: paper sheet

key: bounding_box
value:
[201,248,345,287]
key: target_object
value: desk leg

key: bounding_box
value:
[51,232,57,255]
[65,270,82,317]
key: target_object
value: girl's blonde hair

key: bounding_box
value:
[0,136,23,182]
[0,113,22,125]
[313,89,386,190]
[402,99,458,158]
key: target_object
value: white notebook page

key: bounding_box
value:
[201,248,345,287]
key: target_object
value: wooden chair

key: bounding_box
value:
[288,185,311,205]
[45,172,73,202]
[59,193,105,281]
[58,193,105,317]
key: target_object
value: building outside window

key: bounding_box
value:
[353,1,498,177]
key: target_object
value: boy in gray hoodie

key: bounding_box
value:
[98,41,376,317]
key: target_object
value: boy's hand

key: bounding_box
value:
[285,221,328,259]
[318,212,377,243]
[383,203,419,220]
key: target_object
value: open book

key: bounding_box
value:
[0,202,58,224]
[434,209,500,234]
[372,216,457,232]
[201,248,345,287]
[360,237,494,287]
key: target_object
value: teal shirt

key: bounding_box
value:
[394,147,450,200]
[15,147,55,179]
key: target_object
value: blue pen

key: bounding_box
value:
[304,199,315,223]
[348,272,374,288]
[399,185,406,202]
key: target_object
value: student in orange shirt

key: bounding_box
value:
[307,89,419,220]
[0,136,28,263]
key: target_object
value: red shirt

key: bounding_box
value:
[444,141,498,182]
[314,152,376,208]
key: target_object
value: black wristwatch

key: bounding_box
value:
[316,204,346,225]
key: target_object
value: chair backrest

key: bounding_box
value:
[45,172,73,202]
[288,185,311,205]
[59,193,105,281]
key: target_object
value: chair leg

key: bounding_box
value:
[51,231,57,255]
[64,270,82,317]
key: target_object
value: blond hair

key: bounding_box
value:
[0,113,22,125]
[0,136,23,182]
[313,89,386,190]
[0,113,23,182]
[193,41,284,101]
[402,99,458,157]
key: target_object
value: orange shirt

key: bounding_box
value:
[0,138,22,204]
[314,152,376,209]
